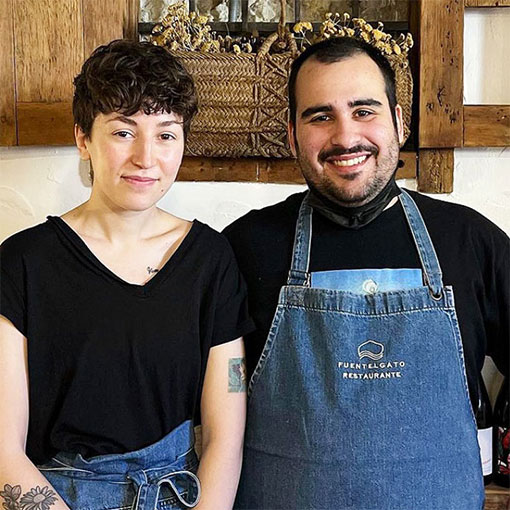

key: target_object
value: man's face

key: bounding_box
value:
[288,53,404,207]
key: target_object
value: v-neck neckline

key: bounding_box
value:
[47,215,202,297]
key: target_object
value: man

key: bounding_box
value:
[225,36,509,510]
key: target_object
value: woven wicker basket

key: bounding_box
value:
[166,3,413,158]
[174,48,296,158]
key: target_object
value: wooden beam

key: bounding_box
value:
[0,0,16,145]
[464,105,510,146]
[417,149,454,193]
[465,0,510,6]
[17,102,74,145]
[484,484,510,510]
[178,152,417,183]
[419,0,464,148]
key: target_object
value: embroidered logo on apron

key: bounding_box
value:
[357,340,384,360]
[338,340,406,380]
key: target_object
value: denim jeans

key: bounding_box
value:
[39,420,200,510]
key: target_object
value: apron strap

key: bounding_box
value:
[129,469,201,510]
[287,193,313,286]
[399,189,444,298]
[286,189,444,297]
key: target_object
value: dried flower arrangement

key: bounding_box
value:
[151,3,413,59]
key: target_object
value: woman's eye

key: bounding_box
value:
[160,133,176,141]
[114,130,132,138]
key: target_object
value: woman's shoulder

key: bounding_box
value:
[192,220,234,251]
[181,220,239,273]
[1,220,56,257]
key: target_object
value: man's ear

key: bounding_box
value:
[288,121,297,158]
[74,125,90,160]
[395,104,404,146]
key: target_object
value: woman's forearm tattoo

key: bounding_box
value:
[228,357,247,392]
[0,484,57,510]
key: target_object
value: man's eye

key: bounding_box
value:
[355,110,373,118]
[311,114,331,123]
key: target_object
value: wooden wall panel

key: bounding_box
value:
[417,149,454,193]
[464,105,510,146]
[485,485,510,510]
[359,0,409,21]
[178,152,417,183]
[0,0,16,145]
[14,0,83,102]
[18,103,74,146]
[82,0,137,57]
[419,0,464,148]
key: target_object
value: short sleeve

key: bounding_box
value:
[0,240,27,336]
[485,236,510,377]
[211,239,255,346]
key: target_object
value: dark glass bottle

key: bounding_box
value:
[494,377,510,488]
[473,377,493,485]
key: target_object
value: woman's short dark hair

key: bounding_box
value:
[73,39,198,138]
[288,37,397,130]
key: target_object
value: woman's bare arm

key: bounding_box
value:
[0,316,70,510]
[193,337,247,510]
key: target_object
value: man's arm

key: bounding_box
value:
[193,337,247,510]
[0,316,70,510]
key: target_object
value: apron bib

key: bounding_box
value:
[235,190,484,510]
[39,420,200,510]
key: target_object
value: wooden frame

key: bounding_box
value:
[465,0,510,6]
[3,0,508,194]
[0,0,16,146]
[416,0,510,192]
[6,0,136,147]
[177,152,416,184]
[464,106,510,146]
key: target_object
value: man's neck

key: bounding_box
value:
[308,177,401,229]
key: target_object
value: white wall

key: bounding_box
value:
[0,9,508,397]
[1,146,508,237]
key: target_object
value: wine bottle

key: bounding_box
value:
[494,377,509,488]
[473,377,493,485]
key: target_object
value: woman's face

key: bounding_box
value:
[75,110,185,213]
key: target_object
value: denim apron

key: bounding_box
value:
[235,190,484,510]
[38,420,200,510]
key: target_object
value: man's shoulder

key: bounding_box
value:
[407,189,509,248]
[224,191,306,241]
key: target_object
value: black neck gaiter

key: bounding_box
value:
[307,175,401,229]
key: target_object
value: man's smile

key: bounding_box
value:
[328,154,369,168]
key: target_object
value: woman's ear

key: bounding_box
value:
[75,125,90,160]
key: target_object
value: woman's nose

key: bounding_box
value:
[132,139,155,169]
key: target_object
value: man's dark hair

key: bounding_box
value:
[73,39,198,138]
[288,37,397,129]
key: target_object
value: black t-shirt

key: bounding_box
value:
[0,217,254,465]
[223,190,509,400]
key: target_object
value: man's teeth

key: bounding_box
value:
[331,155,368,167]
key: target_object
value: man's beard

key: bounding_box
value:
[296,135,400,208]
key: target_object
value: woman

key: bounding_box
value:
[0,40,252,510]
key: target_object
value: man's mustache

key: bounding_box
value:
[319,145,378,162]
